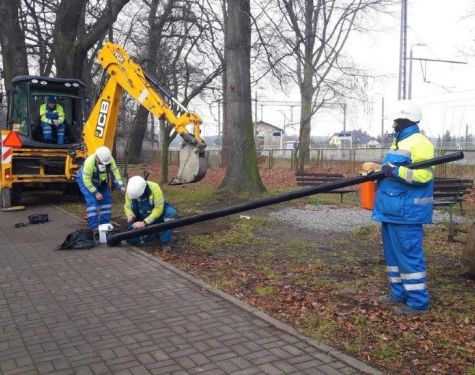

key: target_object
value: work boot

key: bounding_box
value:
[393,304,429,315]
[377,295,404,306]
[162,244,173,253]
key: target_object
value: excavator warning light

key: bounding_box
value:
[3,131,23,148]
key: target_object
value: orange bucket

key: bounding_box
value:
[360,181,377,210]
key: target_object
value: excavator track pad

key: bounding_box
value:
[169,144,208,185]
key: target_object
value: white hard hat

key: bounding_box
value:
[392,100,422,123]
[95,146,112,164]
[127,176,147,199]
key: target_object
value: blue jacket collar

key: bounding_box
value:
[395,124,420,142]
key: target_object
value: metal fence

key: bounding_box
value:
[141,148,475,179]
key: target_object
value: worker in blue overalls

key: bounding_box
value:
[124,176,177,252]
[77,146,125,229]
[373,100,434,314]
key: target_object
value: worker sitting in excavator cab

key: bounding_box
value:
[77,146,125,229]
[124,176,177,252]
[40,96,66,144]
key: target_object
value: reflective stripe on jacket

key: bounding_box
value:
[80,153,124,194]
[124,181,165,225]
[373,125,434,224]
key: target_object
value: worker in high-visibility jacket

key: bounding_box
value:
[124,176,177,252]
[77,146,125,229]
[372,100,434,314]
[40,96,66,144]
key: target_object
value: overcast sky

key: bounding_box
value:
[197,0,475,139]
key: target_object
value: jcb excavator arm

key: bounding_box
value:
[83,42,207,184]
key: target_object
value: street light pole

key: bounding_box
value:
[408,48,413,99]
[343,103,347,132]
[381,97,385,158]
[408,43,427,99]
[398,0,408,100]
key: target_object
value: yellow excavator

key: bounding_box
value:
[0,42,207,208]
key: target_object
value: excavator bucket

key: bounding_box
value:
[169,144,208,185]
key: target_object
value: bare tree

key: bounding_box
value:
[126,0,223,184]
[220,0,265,194]
[52,0,130,85]
[21,0,57,76]
[0,0,29,89]
[258,0,388,171]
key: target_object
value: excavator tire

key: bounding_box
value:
[0,187,11,209]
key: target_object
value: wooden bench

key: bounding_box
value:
[295,172,359,204]
[433,178,473,241]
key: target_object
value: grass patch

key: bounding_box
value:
[370,346,398,361]
[162,185,218,213]
[255,285,277,297]
[301,315,339,340]
[188,216,269,250]
[256,264,281,280]
[211,278,237,291]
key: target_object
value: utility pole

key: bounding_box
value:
[254,90,258,139]
[381,97,385,158]
[466,124,469,150]
[408,48,413,99]
[218,99,221,140]
[343,103,347,132]
[398,0,408,100]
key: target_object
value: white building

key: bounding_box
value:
[254,121,284,148]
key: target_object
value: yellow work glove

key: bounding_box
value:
[359,162,381,176]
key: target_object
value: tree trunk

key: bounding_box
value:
[462,225,475,278]
[0,0,29,89]
[53,0,87,78]
[127,107,149,163]
[221,72,229,168]
[160,119,171,184]
[220,0,265,194]
[297,0,316,172]
[220,0,229,168]
[53,0,129,81]
[126,0,161,164]
[298,61,313,172]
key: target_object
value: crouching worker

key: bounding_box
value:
[124,176,177,252]
[77,146,125,229]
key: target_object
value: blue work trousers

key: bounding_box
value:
[126,203,177,246]
[77,169,113,229]
[382,222,429,310]
[41,122,65,144]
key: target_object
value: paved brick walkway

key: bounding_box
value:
[0,202,379,375]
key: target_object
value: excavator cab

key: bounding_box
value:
[0,76,87,208]
[7,76,86,147]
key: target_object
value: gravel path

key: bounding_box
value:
[269,205,469,233]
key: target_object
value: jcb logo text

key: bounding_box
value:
[95,100,110,138]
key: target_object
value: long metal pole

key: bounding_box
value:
[398,0,408,100]
[381,97,385,159]
[408,48,413,99]
[343,103,347,132]
[218,100,221,139]
[107,152,464,246]
[254,90,258,139]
